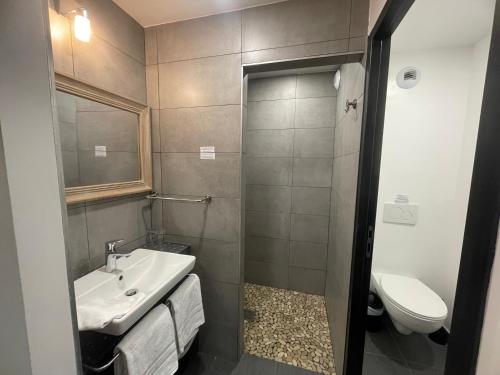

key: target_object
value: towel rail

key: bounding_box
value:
[146,192,212,204]
[82,352,120,373]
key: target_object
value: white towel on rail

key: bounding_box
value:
[114,304,178,375]
[168,274,205,353]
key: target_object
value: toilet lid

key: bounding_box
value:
[380,274,448,320]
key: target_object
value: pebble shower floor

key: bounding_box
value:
[244,283,336,375]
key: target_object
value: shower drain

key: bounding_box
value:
[125,288,138,297]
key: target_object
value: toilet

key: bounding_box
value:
[371,272,448,335]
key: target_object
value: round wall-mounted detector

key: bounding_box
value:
[334,70,341,90]
[396,67,420,89]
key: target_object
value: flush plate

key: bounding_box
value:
[383,203,418,225]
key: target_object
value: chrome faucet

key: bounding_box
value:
[105,239,128,273]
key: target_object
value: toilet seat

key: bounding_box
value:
[380,274,447,321]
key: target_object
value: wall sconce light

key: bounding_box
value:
[66,8,91,43]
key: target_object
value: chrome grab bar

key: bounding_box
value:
[145,192,212,204]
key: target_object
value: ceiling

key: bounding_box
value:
[112,0,289,27]
[392,0,496,52]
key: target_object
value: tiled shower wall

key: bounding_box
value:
[325,62,366,372]
[244,73,337,296]
[145,0,368,362]
[48,0,149,280]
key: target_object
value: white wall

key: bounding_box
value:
[372,39,490,329]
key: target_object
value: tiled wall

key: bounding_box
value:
[145,0,368,361]
[48,0,148,279]
[244,73,337,296]
[325,62,365,373]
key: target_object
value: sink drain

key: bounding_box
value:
[125,289,138,297]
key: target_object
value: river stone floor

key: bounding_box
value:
[244,283,336,375]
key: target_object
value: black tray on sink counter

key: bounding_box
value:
[141,241,191,255]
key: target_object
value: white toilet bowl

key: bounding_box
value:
[371,272,448,335]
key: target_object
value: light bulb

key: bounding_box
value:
[74,10,91,43]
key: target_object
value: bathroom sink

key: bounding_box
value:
[74,248,195,335]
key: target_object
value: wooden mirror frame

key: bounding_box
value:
[55,73,152,204]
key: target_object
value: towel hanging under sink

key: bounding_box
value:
[167,274,205,354]
[114,304,178,375]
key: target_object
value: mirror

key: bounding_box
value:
[54,73,152,204]
[56,91,141,187]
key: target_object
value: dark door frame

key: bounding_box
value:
[345,1,500,374]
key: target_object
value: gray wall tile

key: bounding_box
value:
[349,36,367,52]
[290,241,327,270]
[291,214,329,244]
[241,39,348,65]
[245,157,292,186]
[201,278,240,326]
[336,63,365,123]
[156,11,241,63]
[152,109,161,153]
[48,9,74,76]
[163,198,240,242]
[325,62,365,374]
[51,0,154,336]
[245,236,289,264]
[161,153,240,198]
[296,72,338,98]
[73,36,146,103]
[295,97,336,129]
[242,0,350,52]
[158,53,241,108]
[199,322,239,361]
[291,187,331,216]
[292,158,333,187]
[293,128,335,158]
[144,27,158,65]
[349,0,370,37]
[246,211,290,240]
[72,0,145,64]
[246,100,295,130]
[146,64,159,109]
[289,267,326,295]
[248,76,296,101]
[245,129,294,157]
[332,152,360,199]
[67,207,90,278]
[245,260,289,289]
[137,2,368,362]
[152,153,162,230]
[160,105,241,153]
[246,185,291,213]
[190,239,240,284]
[152,153,162,191]
[334,97,363,157]
[245,72,340,299]
[85,197,151,269]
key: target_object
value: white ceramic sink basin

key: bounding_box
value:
[74,248,195,335]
